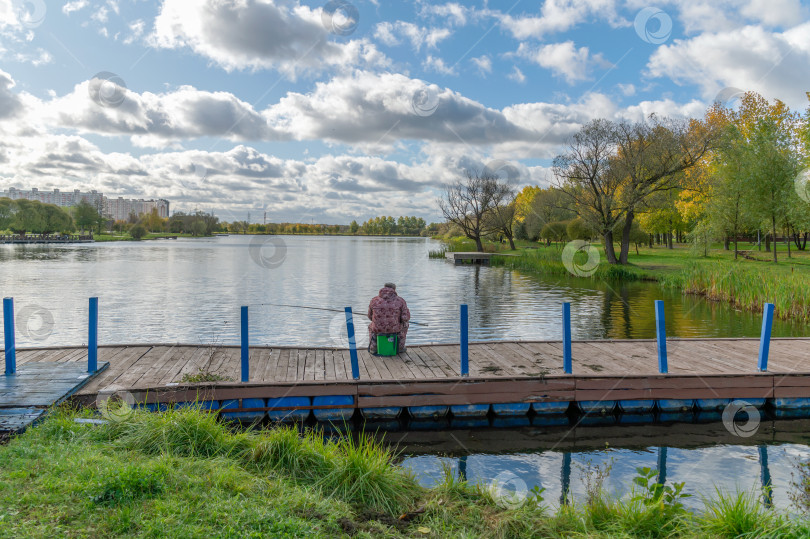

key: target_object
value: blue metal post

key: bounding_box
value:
[759,445,773,508]
[758,303,774,372]
[88,297,98,373]
[460,304,469,376]
[240,306,249,382]
[560,452,571,505]
[657,446,668,485]
[3,298,15,375]
[562,302,572,374]
[655,300,668,374]
[345,307,360,380]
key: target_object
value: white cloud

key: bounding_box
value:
[516,41,601,84]
[40,80,284,146]
[123,19,145,45]
[617,83,636,96]
[508,67,526,84]
[641,0,808,34]
[373,21,451,51]
[646,22,810,108]
[471,55,492,74]
[496,0,627,40]
[62,0,89,15]
[91,6,108,23]
[419,3,470,26]
[149,0,388,77]
[0,69,24,120]
[423,55,457,76]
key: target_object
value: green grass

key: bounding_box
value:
[1,407,808,538]
[437,234,810,322]
[94,232,200,242]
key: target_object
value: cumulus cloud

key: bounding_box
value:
[149,0,387,77]
[62,0,90,15]
[0,69,24,120]
[642,0,808,34]
[646,22,810,108]
[495,0,627,40]
[516,41,606,84]
[471,55,492,75]
[40,80,284,147]
[373,21,452,51]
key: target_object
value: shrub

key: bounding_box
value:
[129,224,146,240]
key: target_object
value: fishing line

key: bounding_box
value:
[247,302,430,326]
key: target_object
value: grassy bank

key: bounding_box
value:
[1,407,808,538]
[435,235,810,322]
[94,232,201,242]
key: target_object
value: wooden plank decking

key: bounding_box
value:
[6,339,809,409]
[0,361,109,432]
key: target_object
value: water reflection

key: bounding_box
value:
[1,235,807,348]
[389,419,810,512]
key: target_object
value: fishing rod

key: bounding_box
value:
[249,302,430,326]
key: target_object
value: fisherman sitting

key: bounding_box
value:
[368,282,410,355]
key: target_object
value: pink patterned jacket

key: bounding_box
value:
[368,287,410,334]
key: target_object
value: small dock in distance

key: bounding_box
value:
[446,252,495,265]
[0,234,95,244]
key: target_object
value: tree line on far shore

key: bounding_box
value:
[0,196,434,239]
[438,91,810,264]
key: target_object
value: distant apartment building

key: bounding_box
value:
[2,187,104,208]
[103,197,170,221]
[0,187,169,221]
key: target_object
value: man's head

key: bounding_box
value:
[384,282,396,290]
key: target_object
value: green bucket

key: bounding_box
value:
[376,334,398,356]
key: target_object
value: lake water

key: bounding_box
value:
[1,235,807,348]
[393,418,810,512]
[4,234,810,511]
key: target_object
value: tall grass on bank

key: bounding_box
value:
[3,407,810,537]
[491,248,645,282]
[660,261,810,321]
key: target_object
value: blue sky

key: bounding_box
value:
[0,0,808,224]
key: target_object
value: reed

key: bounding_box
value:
[660,261,810,321]
[490,249,645,282]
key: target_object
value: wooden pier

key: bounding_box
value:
[445,252,496,265]
[0,234,94,244]
[0,361,108,432]
[4,338,807,422]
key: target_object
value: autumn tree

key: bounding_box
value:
[552,119,625,262]
[438,170,504,251]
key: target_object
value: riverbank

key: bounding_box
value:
[436,236,810,323]
[1,407,807,538]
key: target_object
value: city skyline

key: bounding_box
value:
[1,186,169,221]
